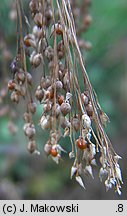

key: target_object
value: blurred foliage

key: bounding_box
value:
[85,0,127,135]
[0,0,127,199]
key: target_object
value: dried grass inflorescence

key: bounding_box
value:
[8,0,122,195]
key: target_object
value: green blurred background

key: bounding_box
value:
[0,0,127,199]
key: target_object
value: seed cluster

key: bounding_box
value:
[8,0,123,195]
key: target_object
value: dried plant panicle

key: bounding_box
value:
[8,0,123,195]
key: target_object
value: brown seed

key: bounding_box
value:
[24,35,36,48]
[59,62,64,71]
[44,143,52,155]
[28,102,37,114]
[24,38,31,47]
[34,13,43,27]
[33,25,43,38]
[11,92,19,103]
[60,102,71,116]
[45,46,54,61]
[44,77,51,89]
[40,77,45,88]
[27,73,33,85]
[46,90,54,100]
[81,93,89,106]
[25,126,36,139]
[57,40,64,52]
[51,23,63,36]
[72,117,80,132]
[60,116,70,129]
[35,89,44,102]
[17,70,25,82]
[32,53,42,67]
[77,137,87,150]
[57,41,65,59]
[86,103,93,117]
[27,140,37,154]
[43,102,52,112]
[56,80,63,90]
[50,148,58,157]
[52,103,61,117]
[45,9,53,21]
[58,95,64,105]
[23,123,30,132]
[29,0,38,14]
[40,115,51,130]
[8,80,15,90]
[23,112,32,123]
[41,37,47,50]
